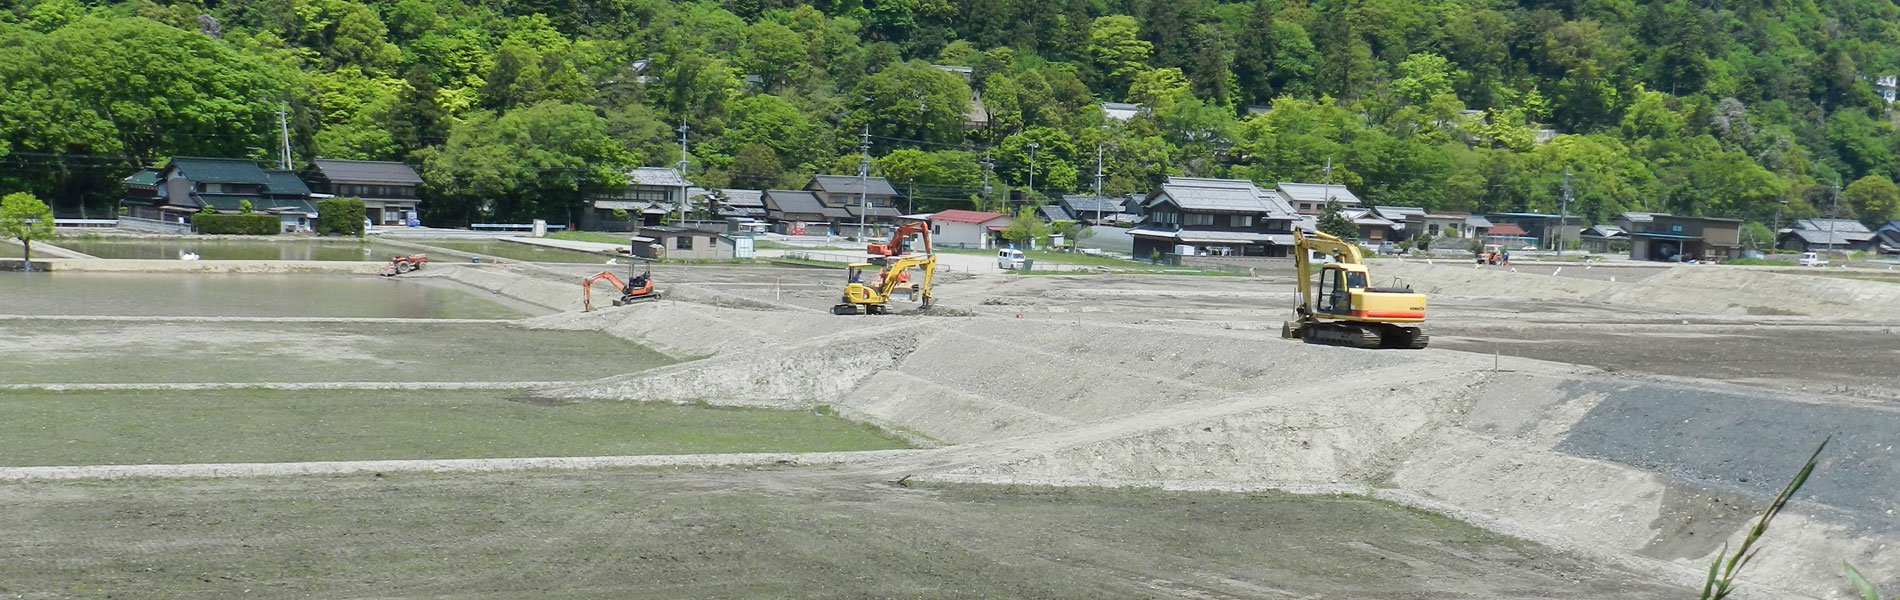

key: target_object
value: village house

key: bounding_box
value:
[1625,213,1743,262]
[1777,218,1878,254]
[1404,211,1479,240]
[122,158,319,231]
[1579,224,1628,253]
[1341,207,1399,243]
[1874,220,1900,255]
[1369,206,1425,240]
[1485,213,1582,249]
[805,175,903,235]
[581,167,691,231]
[1059,195,1126,225]
[716,189,768,220]
[1276,182,1362,216]
[928,209,1011,249]
[1129,177,1301,258]
[762,189,848,235]
[301,159,422,225]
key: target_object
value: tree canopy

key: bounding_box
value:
[1,0,1898,227]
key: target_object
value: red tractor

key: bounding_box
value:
[380,253,428,276]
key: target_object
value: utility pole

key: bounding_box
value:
[907,178,916,215]
[1321,157,1334,218]
[676,120,691,224]
[1094,142,1105,225]
[1827,180,1842,260]
[1559,167,1572,258]
[981,149,994,213]
[1026,142,1040,205]
[858,125,871,239]
[277,103,292,170]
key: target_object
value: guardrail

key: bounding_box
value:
[470,223,568,231]
[54,219,118,228]
[116,216,191,234]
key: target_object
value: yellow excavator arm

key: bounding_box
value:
[833,253,936,315]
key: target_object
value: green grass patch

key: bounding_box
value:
[549,230,635,245]
[0,388,912,466]
[0,321,673,384]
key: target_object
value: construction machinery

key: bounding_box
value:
[1282,230,1430,349]
[379,253,428,276]
[833,255,935,314]
[582,263,661,311]
[866,221,930,257]
[835,221,936,315]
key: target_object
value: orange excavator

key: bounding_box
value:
[867,221,931,258]
[582,263,661,311]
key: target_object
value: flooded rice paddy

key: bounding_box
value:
[49,238,416,261]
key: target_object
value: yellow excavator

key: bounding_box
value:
[833,224,936,315]
[1282,230,1429,349]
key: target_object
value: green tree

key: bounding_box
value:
[1318,200,1356,240]
[0,191,54,267]
[1843,175,1899,228]
[1088,15,1151,96]
[852,60,971,145]
[1002,206,1049,246]
[420,101,633,224]
[729,143,784,190]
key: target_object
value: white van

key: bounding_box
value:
[997,248,1026,270]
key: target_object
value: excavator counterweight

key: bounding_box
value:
[1283,230,1430,349]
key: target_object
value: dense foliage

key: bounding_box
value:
[317,197,367,236]
[0,191,53,262]
[2,0,1898,228]
[190,212,282,234]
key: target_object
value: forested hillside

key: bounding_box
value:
[2,0,1898,228]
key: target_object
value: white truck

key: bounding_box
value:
[1798,252,1828,267]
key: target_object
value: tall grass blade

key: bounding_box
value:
[1842,562,1881,600]
[1698,437,1829,600]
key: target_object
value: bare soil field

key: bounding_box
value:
[0,467,1683,599]
[8,257,1900,598]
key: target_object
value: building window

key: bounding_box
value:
[1230,215,1254,227]
[675,235,694,250]
[1671,225,1683,233]
[1185,213,1216,226]
[1429,224,1440,236]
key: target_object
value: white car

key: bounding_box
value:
[1798,252,1827,267]
[997,248,1026,270]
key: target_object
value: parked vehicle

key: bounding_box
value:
[997,248,1026,270]
[1798,252,1828,267]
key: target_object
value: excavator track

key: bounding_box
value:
[1299,322,1430,350]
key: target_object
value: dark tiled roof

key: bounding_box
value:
[170,157,270,184]
[763,189,847,220]
[264,170,311,196]
[1276,182,1362,206]
[123,169,161,187]
[845,205,903,219]
[627,167,691,188]
[807,175,899,197]
[1150,178,1297,217]
[1794,218,1871,234]
[1060,195,1122,214]
[1037,205,1073,222]
[310,159,423,184]
[719,189,765,207]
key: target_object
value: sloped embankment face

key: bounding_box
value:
[1377,261,1900,317]
[553,296,1898,596]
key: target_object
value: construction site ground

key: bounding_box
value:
[4,245,1898,598]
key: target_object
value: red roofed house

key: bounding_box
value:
[1482,222,1531,247]
[928,209,1011,249]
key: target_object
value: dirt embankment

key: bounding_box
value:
[538,291,1898,597]
[1380,261,1900,317]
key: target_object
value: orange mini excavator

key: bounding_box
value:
[582,263,661,311]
